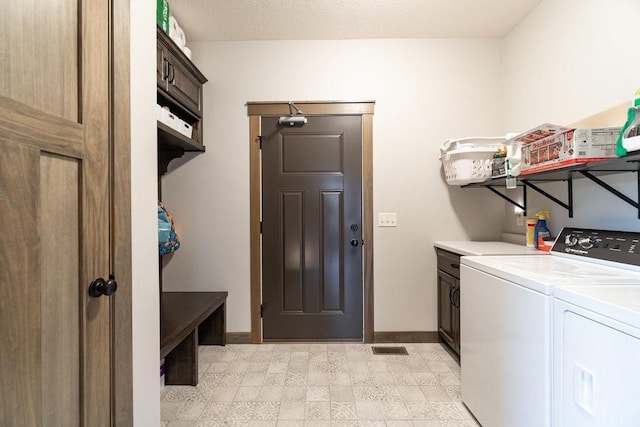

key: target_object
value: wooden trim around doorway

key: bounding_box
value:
[362,113,374,344]
[247,100,375,343]
[249,115,262,343]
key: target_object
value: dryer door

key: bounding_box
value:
[554,301,640,426]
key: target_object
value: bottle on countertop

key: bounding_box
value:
[534,210,551,250]
[525,217,538,248]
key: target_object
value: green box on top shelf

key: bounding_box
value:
[157,0,170,34]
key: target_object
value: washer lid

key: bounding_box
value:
[555,285,640,330]
[462,255,640,295]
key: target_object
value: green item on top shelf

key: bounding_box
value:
[157,0,170,34]
[616,88,640,157]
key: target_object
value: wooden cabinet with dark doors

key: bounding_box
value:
[156,26,208,176]
[156,26,221,386]
[437,248,461,356]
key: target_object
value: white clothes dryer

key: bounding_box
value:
[553,285,640,427]
[459,228,640,427]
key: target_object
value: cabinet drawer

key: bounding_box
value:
[436,248,461,279]
[165,51,202,116]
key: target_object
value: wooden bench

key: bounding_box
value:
[160,291,228,386]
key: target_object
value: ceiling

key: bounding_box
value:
[167,0,543,42]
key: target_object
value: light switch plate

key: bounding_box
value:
[378,213,397,227]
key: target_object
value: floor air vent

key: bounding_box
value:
[371,346,408,355]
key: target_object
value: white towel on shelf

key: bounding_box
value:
[182,46,192,60]
[178,26,186,46]
[168,16,186,47]
[169,16,179,37]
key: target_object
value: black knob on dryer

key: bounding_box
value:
[565,234,578,247]
[579,237,595,249]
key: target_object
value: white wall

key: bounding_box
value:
[130,0,160,424]
[502,0,640,234]
[162,38,505,333]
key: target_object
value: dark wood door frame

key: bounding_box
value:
[247,101,374,343]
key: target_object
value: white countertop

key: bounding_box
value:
[434,240,541,256]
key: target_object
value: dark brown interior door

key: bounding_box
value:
[1,1,114,425]
[262,115,363,340]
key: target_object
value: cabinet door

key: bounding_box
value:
[438,270,456,351]
[165,51,202,116]
[452,280,461,354]
[157,42,168,90]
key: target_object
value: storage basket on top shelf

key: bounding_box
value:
[440,136,506,185]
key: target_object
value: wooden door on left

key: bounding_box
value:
[1,1,116,425]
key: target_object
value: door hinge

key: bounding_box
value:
[260,302,269,317]
[258,135,263,149]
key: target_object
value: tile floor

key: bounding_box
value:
[160,343,480,426]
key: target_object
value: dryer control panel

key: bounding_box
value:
[552,228,640,266]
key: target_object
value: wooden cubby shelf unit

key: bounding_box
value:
[157,25,221,388]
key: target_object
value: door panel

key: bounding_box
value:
[262,115,363,340]
[0,0,112,425]
[321,191,343,312]
[41,153,81,426]
[0,141,41,426]
[0,0,79,121]
[282,133,343,172]
[282,192,303,312]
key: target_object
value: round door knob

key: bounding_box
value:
[88,277,118,298]
[350,238,359,247]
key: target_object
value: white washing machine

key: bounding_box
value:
[460,228,640,427]
[553,285,640,427]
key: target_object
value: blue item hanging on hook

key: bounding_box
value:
[158,201,180,255]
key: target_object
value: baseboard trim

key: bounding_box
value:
[224,331,440,344]
[226,332,252,344]
[373,331,439,343]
